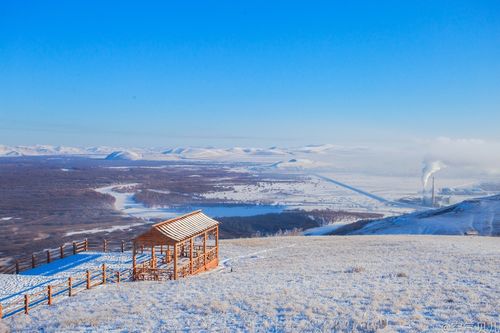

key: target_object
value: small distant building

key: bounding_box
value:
[465,230,479,236]
[132,210,219,281]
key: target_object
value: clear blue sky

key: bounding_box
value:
[1,1,499,147]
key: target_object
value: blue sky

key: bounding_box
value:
[1,1,499,147]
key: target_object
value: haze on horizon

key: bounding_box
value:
[1,1,499,148]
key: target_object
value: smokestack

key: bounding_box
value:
[421,160,445,206]
[431,176,435,207]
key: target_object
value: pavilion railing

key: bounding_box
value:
[132,246,218,281]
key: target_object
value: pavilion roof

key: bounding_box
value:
[135,210,219,243]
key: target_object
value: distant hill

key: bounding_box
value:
[105,150,142,161]
[332,194,500,236]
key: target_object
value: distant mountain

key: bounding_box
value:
[0,145,87,157]
[333,195,500,236]
[0,144,342,167]
[105,151,142,161]
[162,147,230,159]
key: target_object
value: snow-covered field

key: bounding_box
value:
[2,236,499,332]
[202,174,415,216]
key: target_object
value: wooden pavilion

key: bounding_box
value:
[132,210,219,281]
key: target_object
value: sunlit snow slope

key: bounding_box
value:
[342,195,500,236]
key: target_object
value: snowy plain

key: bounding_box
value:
[2,236,499,332]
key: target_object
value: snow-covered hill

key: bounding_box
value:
[336,195,500,236]
[105,150,142,161]
[3,236,499,332]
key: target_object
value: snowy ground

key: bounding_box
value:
[2,236,499,332]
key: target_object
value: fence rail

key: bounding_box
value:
[0,239,133,275]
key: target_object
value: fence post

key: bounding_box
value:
[24,295,29,314]
[68,277,73,297]
[86,270,90,289]
[121,240,125,253]
[73,242,77,255]
[47,250,51,263]
[47,285,53,305]
[32,254,36,268]
[116,271,120,283]
[15,260,20,274]
[84,238,88,251]
[102,264,106,284]
[60,245,64,259]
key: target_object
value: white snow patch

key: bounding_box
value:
[270,158,321,170]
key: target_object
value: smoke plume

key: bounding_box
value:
[422,160,446,189]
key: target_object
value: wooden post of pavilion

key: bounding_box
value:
[203,231,207,268]
[151,243,156,268]
[173,243,178,280]
[189,237,194,274]
[215,225,219,259]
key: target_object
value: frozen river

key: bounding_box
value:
[95,184,284,220]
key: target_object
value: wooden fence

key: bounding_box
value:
[0,264,132,319]
[0,238,218,320]
[0,239,134,275]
